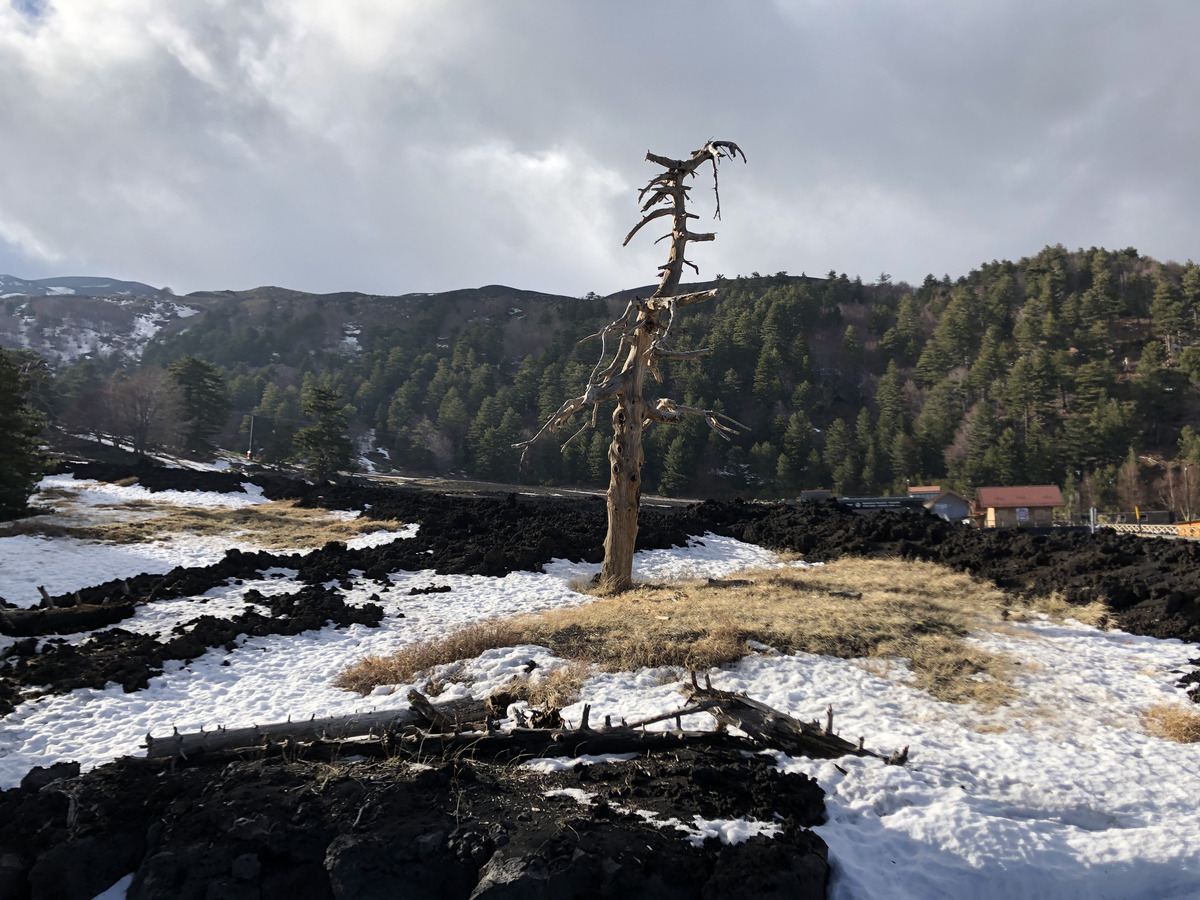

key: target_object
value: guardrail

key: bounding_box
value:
[1104,522,1190,538]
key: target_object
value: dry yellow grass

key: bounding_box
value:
[2,500,405,550]
[505,661,591,710]
[0,519,72,538]
[1007,591,1110,628]
[1143,703,1200,743]
[338,557,1030,706]
[334,621,528,695]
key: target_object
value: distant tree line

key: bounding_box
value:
[23,244,1200,518]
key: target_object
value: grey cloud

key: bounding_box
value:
[0,0,1196,297]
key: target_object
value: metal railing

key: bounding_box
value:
[1104,522,1194,538]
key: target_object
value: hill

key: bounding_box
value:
[8,248,1200,516]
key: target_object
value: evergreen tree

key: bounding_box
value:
[890,432,918,491]
[965,401,1000,488]
[166,356,230,455]
[295,380,352,482]
[967,326,1009,400]
[873,361,906,449]
[659,434,695,495]
[1181,261,1200,338]
[1150,275,1185,353]
[1004,348,1054,437]
[781,411,816,470]
[753,346,785,406]
[805,448,828,489]
[823,418,857,495]
[253,383,302,464]
[437,388,470,449]
[0,350,47,519]
[878,296,922,364]
[841,325,863,370]
[749,441,778,489]
[914,377,965,475]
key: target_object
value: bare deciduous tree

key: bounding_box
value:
[518,141,747,592]
[107,368,175,455]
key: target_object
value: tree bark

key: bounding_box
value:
[601,320,654,591]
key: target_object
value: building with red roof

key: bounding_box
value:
[973,485,1064,528]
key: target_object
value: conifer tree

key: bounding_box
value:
[295,380,352,482]
[166,356,230,456]
[0,349,46,519]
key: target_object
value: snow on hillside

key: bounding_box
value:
[1,476,1199,899]
[1,295,200,365]
[0,274,163,298]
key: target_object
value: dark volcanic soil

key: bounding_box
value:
[0,746,828,900]
[4,460,1200,899]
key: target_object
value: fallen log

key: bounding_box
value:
[0,602,135,637]
[146,682,901,766]
[131,724,766,770]
[144,695,488,759]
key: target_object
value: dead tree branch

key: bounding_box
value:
[515,140,746,591]
[143,684,894,769]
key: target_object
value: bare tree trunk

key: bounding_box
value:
[603,343,651,590]
[518,141,747,593]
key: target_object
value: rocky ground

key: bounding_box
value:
[0,745,827,900]
[3,460,1200,899]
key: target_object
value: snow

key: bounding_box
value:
[91,874,133,900]
[1,477,1199,900]
[0,476,410,607]
[540,785,783,848]
[2,297,207,365]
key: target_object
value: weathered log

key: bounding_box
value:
[144,695,488,759]
[146,679,893,769]
[0,602,135,637]
[138,723,765,770]
[376,725,760,762]
[685,674,877,760]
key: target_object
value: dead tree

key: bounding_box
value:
[517,141,747,592]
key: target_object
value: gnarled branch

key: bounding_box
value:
[646,399,749,440]
[514,375,623,463]
[623,207,674,246]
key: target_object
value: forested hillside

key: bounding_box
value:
[26,245,1200,517]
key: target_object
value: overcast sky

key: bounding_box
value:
[1,1,1197,297]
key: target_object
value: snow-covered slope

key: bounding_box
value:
[2,477,1199,900]
[0,288,200,366]
[0,274,163,298]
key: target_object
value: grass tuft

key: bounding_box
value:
[3,499,406,550]
[1144,703,1200,743]
[507,661,591,710]
[333,621,528,694]
[1008,591,1110,627]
